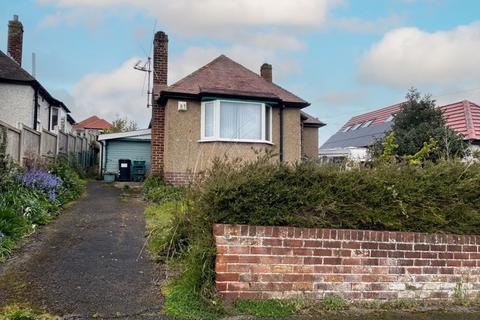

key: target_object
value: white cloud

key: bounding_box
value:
[71,57,150,127]
[37,0,344,45]
[358,22,480,87]
[68,44,300,127]
[38,0,340,37]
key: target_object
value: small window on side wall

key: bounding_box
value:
[51,107,59,130]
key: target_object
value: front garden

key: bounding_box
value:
[143,154,480,319]
[0,156,85,261]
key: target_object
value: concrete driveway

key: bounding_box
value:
[0,181,166,319]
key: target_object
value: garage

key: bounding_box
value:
[98,129,151,181]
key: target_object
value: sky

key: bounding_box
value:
[1,0,480,145]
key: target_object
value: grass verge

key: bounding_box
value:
[0,305,58,320]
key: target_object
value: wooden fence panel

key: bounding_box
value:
[0,121,96,169]
[67,134,75,154]
[41,130,57,158]
[58,131,68,154]
[0,120,21,162]
[22,125,41,162]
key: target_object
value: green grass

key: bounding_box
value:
[144,201,187,261]
[161,277,223,320]
[321,295,350,311]
[0,305,58,320]
[234,299,299,317]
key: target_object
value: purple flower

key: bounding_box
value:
[20,169,62,202]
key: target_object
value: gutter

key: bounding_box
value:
[33,88,38,130]
[48,105,51,130]
[279,104,284,162]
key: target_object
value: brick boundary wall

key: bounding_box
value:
[213,224,480,302]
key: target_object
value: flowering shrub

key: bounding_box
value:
[20,169,62,202]
[0,159,85,261]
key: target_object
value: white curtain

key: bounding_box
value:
[220,101,262,140]
[204,102,214,137]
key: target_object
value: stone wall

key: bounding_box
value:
[214,224,480,302]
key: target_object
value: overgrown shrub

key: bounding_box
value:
[143,176,185,204]
[146,154,480,319]
[192,156,480,234]
[0,156,85,261]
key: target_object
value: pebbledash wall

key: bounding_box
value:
[213,224,480,301]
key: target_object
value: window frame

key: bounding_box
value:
[200,99,273,144]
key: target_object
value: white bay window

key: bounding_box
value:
[201,100,272,143]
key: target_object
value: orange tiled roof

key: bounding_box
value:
[74,115,112,130]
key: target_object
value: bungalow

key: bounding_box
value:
[150,31,325,185]
[320,100,480,162]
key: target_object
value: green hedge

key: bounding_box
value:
[145,156,480,319]
[193,157,480,235]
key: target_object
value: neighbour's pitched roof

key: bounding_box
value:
[157,55,309,107]
[74,116,112,130]
[0,50,35,82]
[321,100,480,150]
[301,111,326,128]
[0,50,71,113]
[440,100,480,140]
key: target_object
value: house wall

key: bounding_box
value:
[162,99,302,183]
[283,108,301,163]
[214,223,480,302]
[38,93,50,131]
[0,83,35,129]
[104,140,151,174]
[303,127,319,159]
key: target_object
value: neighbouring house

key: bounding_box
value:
[98,129,151,181]
[320,100,480,162]
[0,15,74,134]
[74,115,113,171]
[150,31,325,185]
[74,115,112,142]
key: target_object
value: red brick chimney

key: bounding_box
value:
[260,63,272,82]
[151,31,168,176]
[7,15,23,66]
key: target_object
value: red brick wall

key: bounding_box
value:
[8,15,23,66]
[151,31,168,176]
[151,104,165,176]
[214,224,480,302]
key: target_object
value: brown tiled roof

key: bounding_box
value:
[74,116,112,130]
[157,55,309,107]
[301,111,325,127]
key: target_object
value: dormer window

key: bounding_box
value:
[361,119,374,128]
[351,123,362,130]
[385,114,396,122]
[201,100,272,143]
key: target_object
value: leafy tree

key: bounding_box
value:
[373,88,469,161]
[105,116,138,133]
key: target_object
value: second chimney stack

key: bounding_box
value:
[8,15,23,66]
[260,63,272,82]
